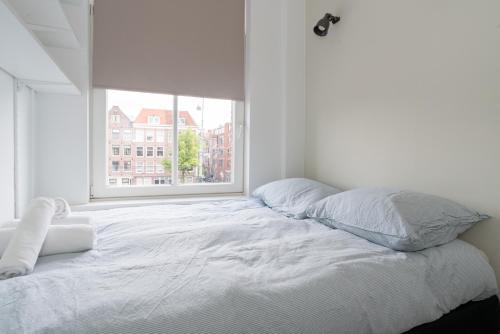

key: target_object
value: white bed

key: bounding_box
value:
[0,199,497,334]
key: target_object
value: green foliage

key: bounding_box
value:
[161,158,172,172]
[161,130,199,182]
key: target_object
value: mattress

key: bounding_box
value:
[0,199,497,334]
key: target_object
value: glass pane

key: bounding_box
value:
[106,89,174,187]
[177,96,234,184]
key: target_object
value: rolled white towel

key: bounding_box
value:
[1,215,92,229]
[52,215,92,226]
[0,225,95,257]
[0,197,55,280]
[53,197,71,220]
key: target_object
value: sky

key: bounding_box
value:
[106,89,232,129]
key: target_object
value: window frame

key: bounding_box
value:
[91,89,245,199]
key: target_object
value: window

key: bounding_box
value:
[157,130,165,142]
[93,89,244,198]
[154,177,167,185]
[148,116,160,125]
[111,114,120,123]
[136,147,144,157]
[123,129,132,141]
[134,129,144,142]
[136,161,144,174]
[146,147,154,157]
[124,145,131,156]
[156,164,164,174]
[109,178,117,185]
[146,130,154,142]
[122,178,130,185]
[146,161,154,174]
[112,129,120,140]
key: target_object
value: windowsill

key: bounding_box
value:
[72,193,247,212]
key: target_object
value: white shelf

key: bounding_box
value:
[0,0,80,94]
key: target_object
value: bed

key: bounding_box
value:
[0,199,498,333]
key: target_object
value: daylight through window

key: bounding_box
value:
[104,89,240,190]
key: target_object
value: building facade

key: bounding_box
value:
[107,106,233,186]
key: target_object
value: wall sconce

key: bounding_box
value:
[313,13,341,37]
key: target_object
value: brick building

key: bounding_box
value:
[107,106,198,186]
[202,122,232,183]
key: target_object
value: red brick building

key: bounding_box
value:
[107,107,198,186]
[202,122,232,183]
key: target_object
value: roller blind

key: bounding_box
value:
[92,0,245,101]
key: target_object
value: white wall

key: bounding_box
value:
[34,93,89,204]
[245,0,306,193]
[0,69,15,222]
[15,83,34,217]
[34,0,89,205]
[306,0,500,281]
[32,0,304,203]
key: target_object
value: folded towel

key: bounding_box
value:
[53,198,71,220]
[0,225,95,257]
[1,215,92,229]
[0,198,55,280]
[53,215,92,226]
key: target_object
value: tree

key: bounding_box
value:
[161,130,199,183]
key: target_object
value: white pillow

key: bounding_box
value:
[307,187,489,251]
[252,178,341,219]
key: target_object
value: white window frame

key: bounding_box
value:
[92,89,244,199]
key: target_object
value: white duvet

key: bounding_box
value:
[0,199,497,334]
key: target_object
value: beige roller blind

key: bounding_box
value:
[92,0,245,101]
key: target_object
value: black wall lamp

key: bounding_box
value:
[313,13,341,37]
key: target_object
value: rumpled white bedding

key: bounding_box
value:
[0,199,497,334]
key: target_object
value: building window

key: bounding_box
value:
[111,115,120,123]
[146,130,154,142]
[124,161,131,172]
[112,129,120,140]
[157,130,165,142]
[136,161,144,174]
[122,178,130,185]
[137,147,144,157]
[112,145,120,155]
[156,164,164,174]
[148,116,160,125]
[109,178,117,185]
[146,161,154,174]
[134,129,144,142]
[94,89,244,197]
[154,177,167,185]
[124,145,131,156]
[123,129,132,141]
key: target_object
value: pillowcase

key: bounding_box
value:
[252,178,341,219]
[306,187,489,251]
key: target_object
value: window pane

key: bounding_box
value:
[177,96,233,184]
[124,145,131,156]
[106,89,173,187]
